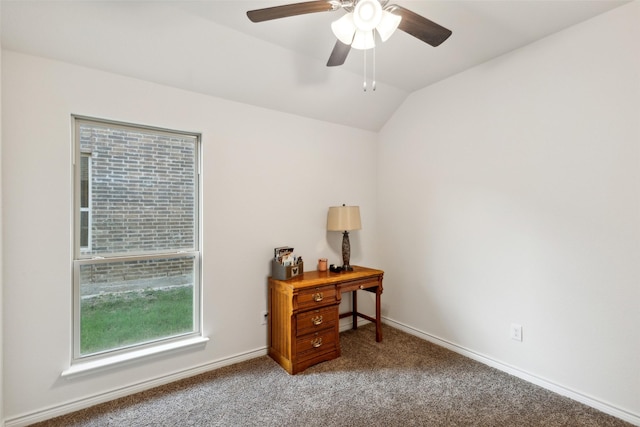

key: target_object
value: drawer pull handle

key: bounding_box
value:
[311,315,323,326]
[311,337,323,348]
[313,292,324,302]
[359,285,364,289]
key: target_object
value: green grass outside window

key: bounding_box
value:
[81,287,193,355]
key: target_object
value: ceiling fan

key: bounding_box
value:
[246,0,452,67]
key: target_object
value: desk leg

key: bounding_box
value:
[352,291,358,330]
[376,287,382,342]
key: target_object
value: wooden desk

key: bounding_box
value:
[268,266,384,374]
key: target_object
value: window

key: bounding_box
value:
[73,116,201,362]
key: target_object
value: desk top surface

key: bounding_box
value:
[269,265,384,288]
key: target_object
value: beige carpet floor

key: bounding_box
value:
[32,324,633,426]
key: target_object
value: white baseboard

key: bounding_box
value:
[6,319,370,426]
[4,347,268,427]
[8,318,637,427]
[339,316,371,332]
[382,317,640,427]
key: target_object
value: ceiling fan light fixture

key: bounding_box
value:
[353,0,382,31]
[376,10,402,42]
[351,29,375,50]
[331,13,357,45]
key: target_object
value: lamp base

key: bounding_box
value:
[341,231,353,272]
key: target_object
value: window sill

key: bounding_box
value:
[61,336,209,379]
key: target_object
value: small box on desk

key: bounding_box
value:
[272,260,304,280]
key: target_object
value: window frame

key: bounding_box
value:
[71,115,202,364]
[79,152,92,251]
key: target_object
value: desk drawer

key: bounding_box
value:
[296,329,338,362]
[296,306,338,337]
[296,285,337,310]
[339,277,381,293]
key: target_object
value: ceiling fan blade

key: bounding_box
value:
[327,40,351,67]
[392,6,452,47]
[247,1,337,23]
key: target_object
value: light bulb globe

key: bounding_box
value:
[353,0,382,31]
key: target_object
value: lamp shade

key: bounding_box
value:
[330,1,402,51]
[377,10,402,42]
[351,30,376,50]
[331,13,356,45]
[327,205,362,231]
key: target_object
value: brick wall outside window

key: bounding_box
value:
[79,125,196,284]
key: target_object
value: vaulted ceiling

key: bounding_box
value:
[1,0,629,130]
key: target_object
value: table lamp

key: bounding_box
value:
[327,205,362,271]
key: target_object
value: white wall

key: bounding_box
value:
[378,1,639,422]
[0,2,4,424]
[1,51,379,423]
[3,2,639,425]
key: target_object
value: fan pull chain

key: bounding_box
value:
[362,43,377,92]
[372,44,376,91]
[363,48,367,91]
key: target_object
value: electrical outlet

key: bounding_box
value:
[510,323,523,342]
[261,310,268,325]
